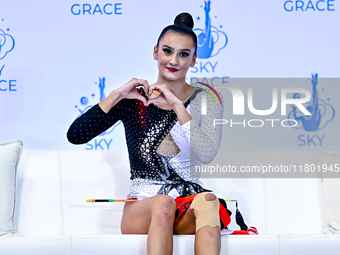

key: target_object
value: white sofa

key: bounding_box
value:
[1,149,340,255]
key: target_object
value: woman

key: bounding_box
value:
[67,12,224,255]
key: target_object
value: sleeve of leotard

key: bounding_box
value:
[179,89,224,164]
[67,100,127,144]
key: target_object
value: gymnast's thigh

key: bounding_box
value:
[120,195,175,234]
[120,197,153,234]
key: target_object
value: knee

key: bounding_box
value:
[191,192,220,232]
[204,192,217,201]
[191,192,219,211]
[151,195,176,226]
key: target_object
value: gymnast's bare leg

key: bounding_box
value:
[121,193,221,255]
[121,195,176,255]
[174,193,221,255]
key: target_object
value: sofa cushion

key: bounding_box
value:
[0,140,23,237]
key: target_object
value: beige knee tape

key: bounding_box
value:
[190,192,220,232]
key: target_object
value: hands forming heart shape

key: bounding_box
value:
[119,78,184,110]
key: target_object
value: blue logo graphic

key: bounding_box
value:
[287,74,335,131]
[74,77,121,138]
[283,0,335,12]
[71,3,122,15]
[194,0,228,59]
[0,27,15,60]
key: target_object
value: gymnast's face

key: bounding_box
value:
[154,31,197,82]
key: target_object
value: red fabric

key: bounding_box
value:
[174,194,198,223]
[219,200,231,228]
[174,194,231,230]
[231,226,258,235]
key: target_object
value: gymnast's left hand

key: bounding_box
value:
[146,84,182,109]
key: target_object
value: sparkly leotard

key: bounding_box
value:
[67,86,223,199]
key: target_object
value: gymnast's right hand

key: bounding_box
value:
[99,78,150,113]
[116,78,150,105]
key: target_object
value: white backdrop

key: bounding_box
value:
[0,0,339,150]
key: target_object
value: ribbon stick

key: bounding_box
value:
[86,199,138,203]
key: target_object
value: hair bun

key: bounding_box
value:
[174,12,194,29]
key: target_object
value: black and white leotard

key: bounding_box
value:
[67,86,223,199]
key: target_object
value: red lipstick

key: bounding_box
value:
[167,67,178,72]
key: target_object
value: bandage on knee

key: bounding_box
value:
[190,192,221,232]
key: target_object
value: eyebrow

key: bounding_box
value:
[162,45,191,52]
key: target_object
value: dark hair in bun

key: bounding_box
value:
[156,12,197,55]
[174,12,194,29]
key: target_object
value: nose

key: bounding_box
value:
[169,54,179,66]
